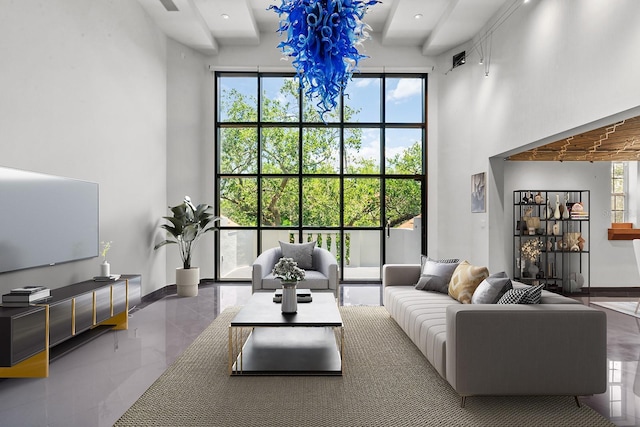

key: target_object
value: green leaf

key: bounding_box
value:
[182,224,198,242]
[153,240,177,250]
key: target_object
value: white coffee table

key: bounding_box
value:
[228,292,343,375]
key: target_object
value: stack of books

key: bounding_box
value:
[93,274,121,282]
[570,211,589,220]
[2,286,51,307]
[273,288,313,303]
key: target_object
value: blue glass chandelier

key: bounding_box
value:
[270,0,380,121]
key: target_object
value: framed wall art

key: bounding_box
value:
[471,172,486,213]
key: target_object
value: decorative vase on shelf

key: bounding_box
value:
[100,261,110,277]
[99,241,112,277]
[527,262,539,278]
[554,195,561,219]
[572,202,584,213]
[281,281,298,314]
[546,198,553,219]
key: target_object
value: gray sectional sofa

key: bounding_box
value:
[382,263,607,407]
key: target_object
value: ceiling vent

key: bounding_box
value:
[159,0,179,12]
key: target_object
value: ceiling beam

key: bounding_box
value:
[136,0,218,55]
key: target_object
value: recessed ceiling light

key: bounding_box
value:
[414,14,423,19]
[221,14,230,20]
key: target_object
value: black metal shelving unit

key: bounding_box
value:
[513,190,590,295]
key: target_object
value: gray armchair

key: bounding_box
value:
[252,246,339,296]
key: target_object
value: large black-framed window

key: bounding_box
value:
[214,72,427,282]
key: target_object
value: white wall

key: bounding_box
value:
[0,1,168,296]
[165,39,216,280]
[433,0,640,286]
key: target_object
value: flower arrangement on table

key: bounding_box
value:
[272,257,306,283]
[100,241,112,263]
[521,238,542,263]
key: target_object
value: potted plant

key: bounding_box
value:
[154,196,219,297]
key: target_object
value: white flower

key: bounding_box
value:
[521,238,542,262]
[272,257,305,282]
[100,241,112,261]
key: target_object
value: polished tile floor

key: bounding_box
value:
[0,284,637,426]
[579,295,640,427]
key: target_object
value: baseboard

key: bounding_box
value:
[589,287,640,297]
[138,280,225,310]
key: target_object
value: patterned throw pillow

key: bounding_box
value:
[448,261,490,304]
[471,272,513,304]
[415,257,460,293]
[497,288,528,304]
[522,284,544,304]
[497,284,544,304]
[279,241,316,270]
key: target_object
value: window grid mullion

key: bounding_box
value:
[215,72,427,282]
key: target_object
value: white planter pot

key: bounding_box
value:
[176,267,199,297]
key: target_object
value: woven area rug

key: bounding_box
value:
[592,300,640,319]
[115,306,613,427]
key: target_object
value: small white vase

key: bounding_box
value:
[176,267,199,297]
[281,281,298,314]
[100,261,110,277]
[554,195,561,220]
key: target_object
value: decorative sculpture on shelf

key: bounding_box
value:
[270,0,380,121]
[562,192,570,219]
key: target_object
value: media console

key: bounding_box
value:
[0,274,141,378]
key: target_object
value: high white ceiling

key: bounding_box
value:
[136,0,511,56]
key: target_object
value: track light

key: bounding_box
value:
[452,51,466,69]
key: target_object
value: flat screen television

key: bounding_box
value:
[0,166,99,273]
